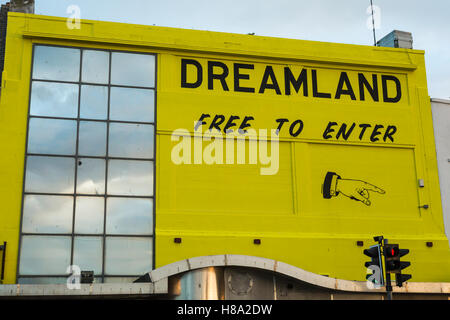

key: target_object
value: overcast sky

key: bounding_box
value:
[4,0,449,99]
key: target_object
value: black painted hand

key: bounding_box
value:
[322,171,385,206]
[336,179,385,206]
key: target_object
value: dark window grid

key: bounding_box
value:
[21,194,155,235]
[23,192,154,199]
[21,233,154,238]
[18,45,157,283]
[30,43,156,90]
[25,154,155,162]
[26,118,155,160]
[31,78,155,91]
[101,51,111,283]
[20,178,155,275]
[18,233,154,278]
[28,115,155,126]
[30,79,155,123]
[70,48,83,270]
[31,43,157,57]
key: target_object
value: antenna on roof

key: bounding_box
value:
[370,0,377,46]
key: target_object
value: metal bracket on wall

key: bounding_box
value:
[0,241,6,282]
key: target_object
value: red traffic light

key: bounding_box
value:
[384,244,410,275]
[385,246,399,258]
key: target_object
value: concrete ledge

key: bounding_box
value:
[0,279,168,297]
[148,254,449,294]
[431,98,450,105]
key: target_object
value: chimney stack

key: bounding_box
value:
[10,0,35,14]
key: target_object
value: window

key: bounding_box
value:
[18,45,156,284]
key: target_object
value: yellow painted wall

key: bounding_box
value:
[0,13,448,284]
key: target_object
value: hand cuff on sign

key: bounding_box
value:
[322,171,340,199]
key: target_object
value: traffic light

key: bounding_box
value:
[363,244,384,287]
[395,273,412,287]
[384,243,411,287]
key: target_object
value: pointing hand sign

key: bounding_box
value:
[322,172,385,206]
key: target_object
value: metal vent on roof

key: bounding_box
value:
[377,30,413,49]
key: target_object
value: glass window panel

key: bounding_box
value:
[73,237,103,274]
[33,45,80,81]
[106,198,153,235]
[110,87,154,122]
[94,277,103,284]
[107,160,153,196]
[108,123,154,159]
[22,195,73,234]
[78,121,107,156]
[74,197,104,234]
[28,118,77,155]
[19,236,71,275]
[80,85,108,120]
[25,156,75,194]
[18,277,69,284]
[76,158,105,195]
[82,50,109,84]
[104,237,152,275]
[110,52,155,87]
[30,81,79,118]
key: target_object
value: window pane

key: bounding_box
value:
[75,197,104,234]
[30,81,79,118]
[109,123,154,159]
[73,237,103,274]
[106,198,153,235]
[110,87,154,122]
[19,236,71,275]
[80,85,108,120]
[33,45,80,81]
[107,160,153,196]
[22,195,73,234]
[76,158,105,195]
[25,156,75,193]
[28,118,77,155]
[82,50,109,84]
[78,121,107,156]
[104,237,152,275]
[111,52,154,87]
[18,277,68,284]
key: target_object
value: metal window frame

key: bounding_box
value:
[16,43,158,283]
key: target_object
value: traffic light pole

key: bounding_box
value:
[385,273,393,300]
[383,239,393,300]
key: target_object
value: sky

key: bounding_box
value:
[3,0,449,99]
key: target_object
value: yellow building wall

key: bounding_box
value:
[0,13,448,284]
